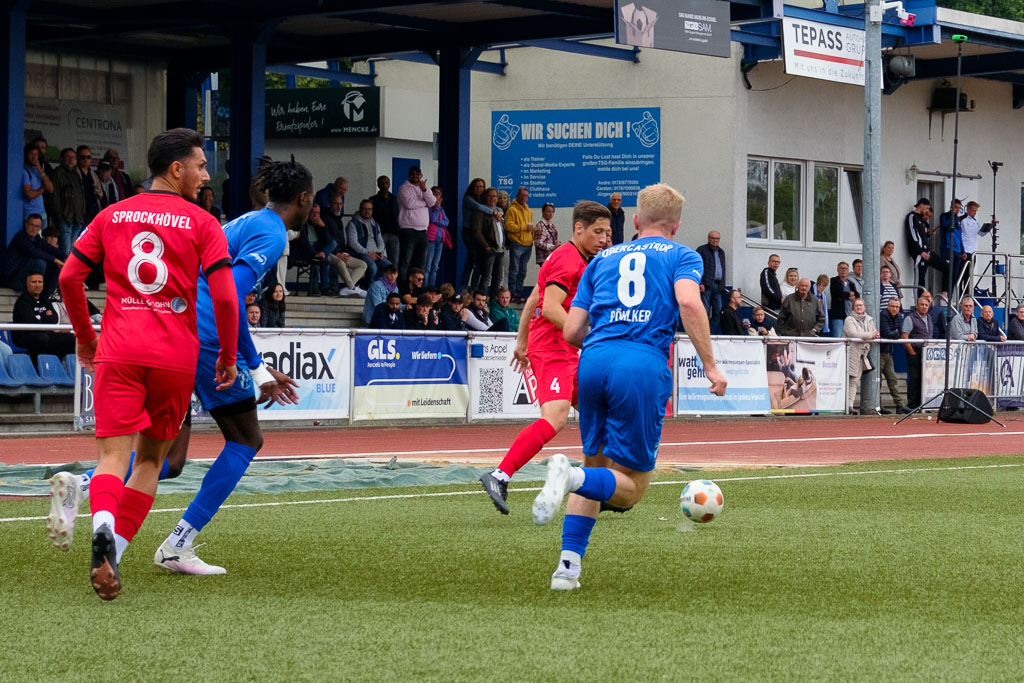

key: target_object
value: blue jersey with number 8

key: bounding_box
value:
[572,236,703,355]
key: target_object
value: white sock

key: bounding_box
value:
[567,467,585,492]
[167,519,198,550]
[490,469,511,483]
[559,550,582,569]
[79,473,91,498]
[114,534,130,563]
[92,510,114,534]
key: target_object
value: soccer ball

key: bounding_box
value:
[680,480,724,523]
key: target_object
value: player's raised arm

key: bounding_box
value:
[676,278,726,396]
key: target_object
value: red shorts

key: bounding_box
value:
[528,349,579,406]
[93,362,194,441]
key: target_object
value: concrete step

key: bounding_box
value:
[0,412,75,433]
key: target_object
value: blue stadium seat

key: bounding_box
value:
[0,328,27,353]
[7,354,51,387]
[37,354,74,387]
[0,357,20,387]
[64,354,78,379]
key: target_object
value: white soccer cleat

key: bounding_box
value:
[532,453,572,526]
[46,472,84,551]
[153,540,227,575]
[550,559,582,591]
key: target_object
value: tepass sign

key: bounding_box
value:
[782,17,877,87]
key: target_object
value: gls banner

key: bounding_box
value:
[254,330,351,420]
[352,334,469,421]
[468,334,541,420]
[676,337,770,415]
[922,341,995,409]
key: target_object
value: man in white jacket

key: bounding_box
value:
[396,166,435,282]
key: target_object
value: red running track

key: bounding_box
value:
[2,414,1023,468]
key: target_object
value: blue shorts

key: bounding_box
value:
[578,341,672,472]
[193,346,255,412]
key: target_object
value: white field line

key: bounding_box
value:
[2,461,1021,524]
[17,429,1024,468]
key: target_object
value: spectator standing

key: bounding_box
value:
[424,186,450,288]
[101,150,132,201]
[778,278,824,337]
[960,201,996,292]
[371,175,401,265]
[2,214,63,295]
[22,144,52,225]
[397,166,436,282]
[96,161,124,209]
[748,306,776,336]
[505,186,533,301]
[902,296,936,409]
[260,283,286,328]
[495,192,511,290]
[460,178,492,287]
[779,267,799,299]
[719,289,746,335]
[11,271,75,360]
[849,259,865,299]
[759,254,783,310]
[880,240,902,302]
[31,136,55,176]
[50,148,85,256]
[977,305,1005,342]
[404,293,441,330]
[828,261,859,338]
[607,192,625,245]
[813,273,831,335]
[879,265,899,310]
[920,290,947,340]
[949,297,978,341]
[878,298,910,413]
[440,294,468,331]
[490,287,520,331]
[939,199,964,290]
[466,188,504,296]
[347,199,391,285]
[696,231,726,334]
[843,298,879,414]
[533,203,559,267]
[363,264,399,324]
[370,292,406,329]
[906,198,948,294]
[75,145,102,224]
[1008,304,1024,341]
[314,177,348,215]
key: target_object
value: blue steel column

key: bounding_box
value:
[226,28,268,220]
[437,47,475,286]
[1,4,27,248]
[166,67,203,131]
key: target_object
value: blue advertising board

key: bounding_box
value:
[352,335,469,421]
[491,108,661,205]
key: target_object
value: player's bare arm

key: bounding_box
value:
[676,278,726,396]
[563,307,589,349]
[541,284,570,330]
[511,288,540,372]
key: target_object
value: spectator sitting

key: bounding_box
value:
[719,289,746,335]
[0,337,11,369]
[2,213,64,296]
[437,283,455,309]
[404,293,441,330]
[949,297,978,341]
[290,203,334,297]
[747,306,776,336]
[245,289,259,308]
[843,298,880,414]
[260,283,286,328]
[780,267,798,298]
[878,297,910,414]
[363,264,400,324]
[246,304,261,327]
[533,203,559,267]
[370,292,406,329]
[977,305,1005,342]
[399,267,425,306]
[1008,304,1024,341]
[489,287,520,331]
[778,278,824,337]
[464,289,511,332]
[11,271,76,360]
[315,176,348,215]
[440,294,468,331]
[347,198,391,284]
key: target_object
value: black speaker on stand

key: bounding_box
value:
[937,388,993,424]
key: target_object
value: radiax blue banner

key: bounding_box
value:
[491,108,661,205]
[352,335,469,421]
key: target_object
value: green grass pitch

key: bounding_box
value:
[3,456,1024,681]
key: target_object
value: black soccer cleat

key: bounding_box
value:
[479,472,510,515]
[600,501,634,514]
[90,524,120,601]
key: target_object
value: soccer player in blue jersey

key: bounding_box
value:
[47,160,310,573]
[531,183,727,590]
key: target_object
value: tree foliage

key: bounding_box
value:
[937,0,1024,22]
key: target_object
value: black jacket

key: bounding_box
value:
[695,244,726,292]
[978,317,1003,342]
[441,306,467,331]
[371,191,400,236]
[2,230,63,284]
[404,307,440,330]
[759,267,782,310]
[370,303,405,329]
[607,205,625,245]
[12,290,60,347]
[829,276,859,322]
[878,309,903,355]
[720,306,744,335]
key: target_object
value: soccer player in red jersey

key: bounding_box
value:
[59,128,239,600]
[480,201,611,514]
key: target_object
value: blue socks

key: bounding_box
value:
[182,441,258,531]
[561,514,597,558]
[575,467,617,502]
[86,452,170,483]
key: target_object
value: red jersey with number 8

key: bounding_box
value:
[527,241,590,356]
[71,191,231,374]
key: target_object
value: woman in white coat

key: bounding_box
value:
[843,298,880,413]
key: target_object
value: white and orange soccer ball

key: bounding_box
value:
[680,480,724,523]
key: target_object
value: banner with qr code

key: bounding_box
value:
[675,336,771,415]
[468,333,542,420]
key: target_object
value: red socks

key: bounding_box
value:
[497,419,558,477]
[114,487,155,542]
[90,473,124,519]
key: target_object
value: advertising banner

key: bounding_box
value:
[25,98,128,156]
[676,337,770,415]
[765,340,846,413]
[995,343,1024,400]
[352,334,468,421]
[265,87,380,139]
[615,0,732,58]
[255,331,351,420]
[922,342,996,408]
[491,108,660,205]
[468,334,541,420]
[782,17,879,88]
[75,367,215,431]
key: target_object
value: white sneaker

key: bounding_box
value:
[154,540,226,575]
[354,286,368,297]
[338,287,359,297]
[532,453,572,525]
[46,472,84,551]
[551,559,582,591]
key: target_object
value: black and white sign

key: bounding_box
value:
[615,0,731,58]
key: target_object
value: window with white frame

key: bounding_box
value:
[747,157,862,247]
